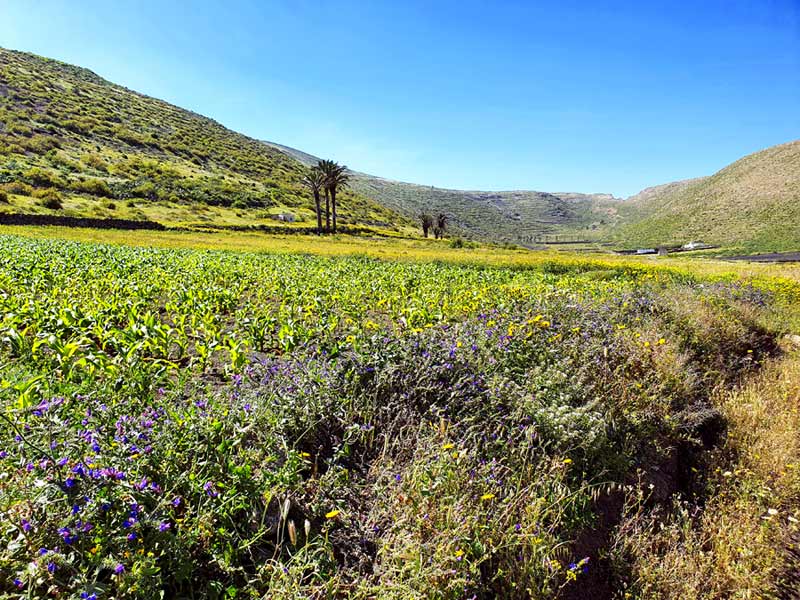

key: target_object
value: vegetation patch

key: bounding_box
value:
[0,235,789,598]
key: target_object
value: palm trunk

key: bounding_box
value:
[331,189,337,234]
[313,190,322,234]
[324,189,331,233]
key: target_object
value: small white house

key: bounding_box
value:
[682,241,705,250]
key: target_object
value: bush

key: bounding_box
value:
[23,167,63,188]
[34,188,63,209]
[70,177,113,197]
[2,181,34,196]
[0,189,8,203]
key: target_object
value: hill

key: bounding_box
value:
[614,141,800,252]
[263,141,622,244]
[0,47,405,230]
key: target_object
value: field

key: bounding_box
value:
[1,228,799,599]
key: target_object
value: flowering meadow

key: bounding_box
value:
[0,234,784,599]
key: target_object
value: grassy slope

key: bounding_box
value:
[612,141,800,252]
[263,141,623,244]
[0,47,408,231]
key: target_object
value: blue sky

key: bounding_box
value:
[1,0,798,196]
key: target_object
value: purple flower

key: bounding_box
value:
[394,474,402,483]
[158,521,171,532]
[13,578,24,588]
[64,477,76,488]
[127,532,136,541]
[47,561,57,574]
[81,593,97,600]
[203,481,218,497]
[21,519,31,532]
[515,523,522,532]
[114,563,125,574]
[171,496,182,507]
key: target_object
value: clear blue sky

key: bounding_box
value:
[1,1,798,196]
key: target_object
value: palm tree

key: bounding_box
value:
[317,159,350,234]
[420,212,434,237]
[301,167,326,234]
[434,213,447,239]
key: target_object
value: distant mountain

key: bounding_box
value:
[2,47,796,251]
[262,141,622,244]
[0,47,405,230]
[614,141,800,251]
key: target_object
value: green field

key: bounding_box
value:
[1,228,799,598]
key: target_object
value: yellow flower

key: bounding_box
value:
[454,549,465,558]
[442,443,454,450]
[325,510,341,519]
[480,493,495,501]
[563,458,572,464]
[657,338,666,345]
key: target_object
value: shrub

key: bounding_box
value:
[80,153,108,171]
[2,181,34,196]
[70,177,113,197]
[0,189,8,203]
[23,167,63,188]
[34,188,63,209]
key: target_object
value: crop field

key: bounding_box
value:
[0,232,799,599]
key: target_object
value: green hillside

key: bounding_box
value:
[263,141,622,244]
[613,141,800,252]
[0,48,405,230]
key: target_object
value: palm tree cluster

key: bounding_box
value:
[302,160,350,234]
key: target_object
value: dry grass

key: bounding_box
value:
[615,340,800,599]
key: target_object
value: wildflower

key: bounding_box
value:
[480,493,496,501]
[127,532,137,541]
[21,519,31,532]
[171,496,182,507]
[454,549,465,560]
[563,458,572,464]
[158,521,171,532]
[325,509,341,519]
[65,477,76,488]
[13,578,24,588]
[203,481,218,497]
[80,593,97,600]
[515,523,522,532]
[47,561,57,574]
[114,563,125,574]
[442,443,454,450]
[394,474,402,482]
